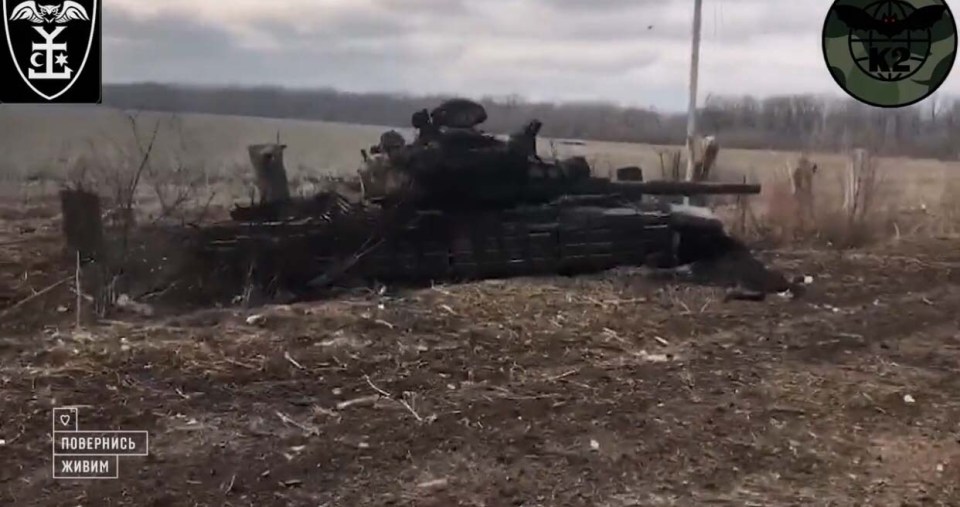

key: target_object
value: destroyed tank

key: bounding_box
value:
[194,99,792,302]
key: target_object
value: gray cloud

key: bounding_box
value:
[103,0,960,111]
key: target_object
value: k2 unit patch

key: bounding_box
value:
[1,0,101,103]
[822,0,957,108]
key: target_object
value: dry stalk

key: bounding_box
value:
[144,115,219,226]
[335,395,380,410]
[223,473,237,494]
[274,411,319,436]
[75,251,81,328]
[283,351,304,370]
[827,148,888,247]
[741,149,899,248]
[103,111,162,251]
[0,277,72,319]
[657,149,682,181]
[363,374,425,422]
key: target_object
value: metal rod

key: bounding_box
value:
[75,251,82,328]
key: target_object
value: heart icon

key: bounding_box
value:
[58,414,71,427]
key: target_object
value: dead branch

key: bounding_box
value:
[0,277,72,319]
[274,411,319,436]
[146,125,216,225]
[335,395,380,410]
[363,374,392,397]
[120,112,161,224]
[283,351,305,370]
[363,374,424,422]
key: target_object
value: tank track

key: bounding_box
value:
[189,200,731,300]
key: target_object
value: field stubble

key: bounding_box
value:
[0,107,959,505]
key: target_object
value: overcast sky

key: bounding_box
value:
[104,0,960,111]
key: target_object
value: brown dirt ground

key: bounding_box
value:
[2,205,960,507]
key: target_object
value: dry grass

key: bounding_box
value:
[0,106,389,182]
[1,106,959,250]
[710,151,960,249]
[3,239,960,505]
[3,108,960,506]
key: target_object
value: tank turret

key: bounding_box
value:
[359,98,759,208]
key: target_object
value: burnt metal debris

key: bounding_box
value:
[189,99,795,303]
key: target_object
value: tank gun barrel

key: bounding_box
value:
[406,178,763,209]
[556,179,761,198]
[608,180,761,196]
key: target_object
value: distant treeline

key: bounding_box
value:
[104,83,960,160]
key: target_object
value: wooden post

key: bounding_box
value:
[696,135,719,182]
[690,135,718,206]
[247,144,291,204]
[845,149,869,216]
[793,154,817,230]
[845,148,876,228]
[683,0,704,205]
[59,188,104,262]
[60,188,105,324]
[737,175,748,235]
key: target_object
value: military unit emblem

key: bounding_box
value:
[2,0,100,103]
[822,0,957,108]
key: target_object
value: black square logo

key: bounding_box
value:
[0,0,101,104]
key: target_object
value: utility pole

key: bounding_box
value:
[683,0,704,205]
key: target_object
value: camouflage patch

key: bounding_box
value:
[822,0,957,108]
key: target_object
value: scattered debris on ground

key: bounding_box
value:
[2,203,959,504]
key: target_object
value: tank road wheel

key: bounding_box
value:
[643,230,681,269]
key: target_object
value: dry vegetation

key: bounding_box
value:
[1,106,959,506]
[4,105,959,243]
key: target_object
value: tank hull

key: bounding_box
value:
[190,199,736,301]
